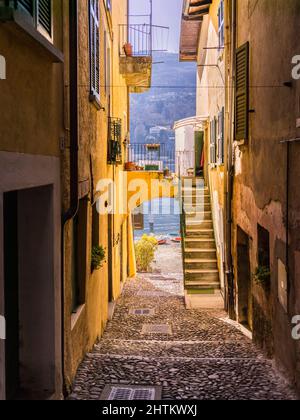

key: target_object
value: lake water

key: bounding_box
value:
[134,198,180,238]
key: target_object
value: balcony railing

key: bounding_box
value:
[119,24,169,57]
[126,143,175,172]
[108,117,122,165]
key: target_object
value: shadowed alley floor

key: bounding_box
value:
[69,243,296,400]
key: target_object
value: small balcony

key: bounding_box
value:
[125,143,175,174]
[119,24,168,93]
[108,117,122,165]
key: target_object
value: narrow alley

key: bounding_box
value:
[69,244,296,401]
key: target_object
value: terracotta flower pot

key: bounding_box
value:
[124,43,133,57]
[125,162,136,171]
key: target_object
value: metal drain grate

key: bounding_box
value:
[129,308,155,316]
[142,324,172,335]
[100,385,161,400]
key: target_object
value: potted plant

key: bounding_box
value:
[134,234,158,272]
[125,161,137,171]
[253,265,271,288]
[123,42,133,57]
[91,245,106,272]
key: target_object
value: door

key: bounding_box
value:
[237,227,253,330]
[4,186,56,399]
[4,192,19,400]
[108,213,113,302]
[195,131,204,177]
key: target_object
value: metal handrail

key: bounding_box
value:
[119,23,169,57]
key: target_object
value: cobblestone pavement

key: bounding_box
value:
[69,243,297,400]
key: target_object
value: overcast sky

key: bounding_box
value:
[129,0,183,53]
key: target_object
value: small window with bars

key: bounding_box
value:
[89,0,100,103]
[210,117,217,165]
[16,1,53,40]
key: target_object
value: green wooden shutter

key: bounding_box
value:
[89,0,100,99]
[210,118,217,165]
[37,0,52,38]
[218,107,225,164]
[18,0,34,15]
[235,42,249,141]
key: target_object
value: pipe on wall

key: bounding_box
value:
[61,0,79,396]
[225,0,236,320]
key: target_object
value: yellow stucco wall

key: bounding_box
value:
[0,2,64,156]
[63,0,131,389]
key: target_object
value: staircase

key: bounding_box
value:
[180,177,222,308]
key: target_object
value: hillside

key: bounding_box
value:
[130,53,197,143]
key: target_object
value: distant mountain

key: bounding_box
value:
[130,52,197,143]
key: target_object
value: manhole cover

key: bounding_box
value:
[137,291,168,297]
[129,308,155,316]
[142,324,172,335]
[100,385,162,400]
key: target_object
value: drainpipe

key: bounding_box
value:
[61,0,79,396]
[225,0,236,320]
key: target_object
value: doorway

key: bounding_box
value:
[194,131,204,177]
[3,186,56,399]
[237,227,253,331]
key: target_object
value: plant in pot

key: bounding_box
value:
[134,234,158,273]
[91,245,106,272]
[253,265,271,289]
[123,42,133,57]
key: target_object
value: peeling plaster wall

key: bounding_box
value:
[233,0,300,392]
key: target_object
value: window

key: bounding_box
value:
[217,107,225,164]
[218,0,224,49]
[89,0,100,103]
[16,0,53,39]
[235,42,249,141]
[210,118,217,165]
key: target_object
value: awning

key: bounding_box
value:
[173,116,209,131]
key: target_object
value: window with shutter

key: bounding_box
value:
[16,1,52,39]
[218,0,224,49]
[18,0,34,16]
[37,0,52,38]
[89,0,100,102]
[210,118,217,165]
[235,42,249,141]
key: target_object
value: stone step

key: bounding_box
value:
[184,204,211,212]
[183,196,211,205]
[185,282,221,291]
[184,238,216,249]
[185,248,217,259]
[185,269,220,282]
[186,229,215,239]
[185,220,213,230]
[185,259,218,270]
[182,186,209,193]
[185,211,212,221]
[182,177,205,188]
